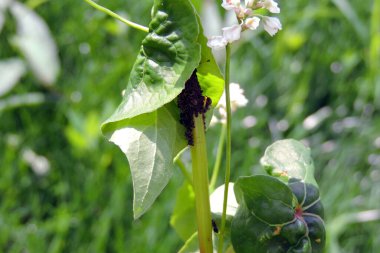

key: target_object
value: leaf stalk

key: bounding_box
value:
[217,43,232,253]
[84,0,149,33]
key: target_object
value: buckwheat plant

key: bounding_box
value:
[85,0,325,252]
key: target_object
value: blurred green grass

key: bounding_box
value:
[0,0,379,252]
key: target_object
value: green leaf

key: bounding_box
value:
[196,17,224,108]
[101,0,201,133]
[170,181,197,241]
[109,102,187,219]
[231,206,289,253]
[101,0,224,220]
[260,139,318,187]
[234,175,295,225]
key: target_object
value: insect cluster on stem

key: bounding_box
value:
[177,70,212,145]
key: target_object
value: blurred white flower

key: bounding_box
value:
[262,16,282,36]
[263,0,280,13]
[245,0,255,8]
[245,17,260,30]
[222,25,242,43]
[22,149,50,176]
[207,35,228,49]
[208,25,241,49]
[222,0,241,10]
[207,0,282,48]
[211,83,248,125]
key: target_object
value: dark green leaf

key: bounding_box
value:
[303,215,326,253]
[231,206,289,253]
[101,0,201,219]
[234,175,295,225]
[101,0,201,133]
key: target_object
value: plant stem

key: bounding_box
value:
[191,115,213,253]
[217,43,232,253]
[84,0,149,33]
[176,159,193,187]
[210,124,226,192]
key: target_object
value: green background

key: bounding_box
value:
[0,0,379,252]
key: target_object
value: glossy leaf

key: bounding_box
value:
[303,215,326,253]
[260,139,318,186]
[101,0,201,133]
[109,102,187,219]
[10,2,60,85]
[170,181,197,241]
[234,175,295,225]
[231,206,289,253]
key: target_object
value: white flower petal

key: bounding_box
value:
[222,0,241,10]
[222,24,242,43]
[207,36,228,49]
[262,16,282,36]
[245,0,255,8]
[263,0,280,13]
[245,17,260,30]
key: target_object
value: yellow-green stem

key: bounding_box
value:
[217,43,232,253]
[210,124,227,192]
[84,0,149,33]
[191,115,213,253]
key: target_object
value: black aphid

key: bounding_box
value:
[177,70,211,145]
[212,219,219,233]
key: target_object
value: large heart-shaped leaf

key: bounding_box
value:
[102,0,224,219]
[102,0,200,219]
[234,175,295,225]
[260,139,318,187]
[109,102,187,218]
[101,0,201,133]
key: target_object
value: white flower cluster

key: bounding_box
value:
[207,0,282,49]
[211,83,248,125]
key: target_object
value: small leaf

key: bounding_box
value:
[260,139,318,186]
[0,58,26,97]
[109,103,187,219]
[10,2,60,85]
[234,175,295,225]
[196,18,224,108]
[170,181,197,241]
[101,0,201,133]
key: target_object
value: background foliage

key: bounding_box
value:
[0,0,379,252]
